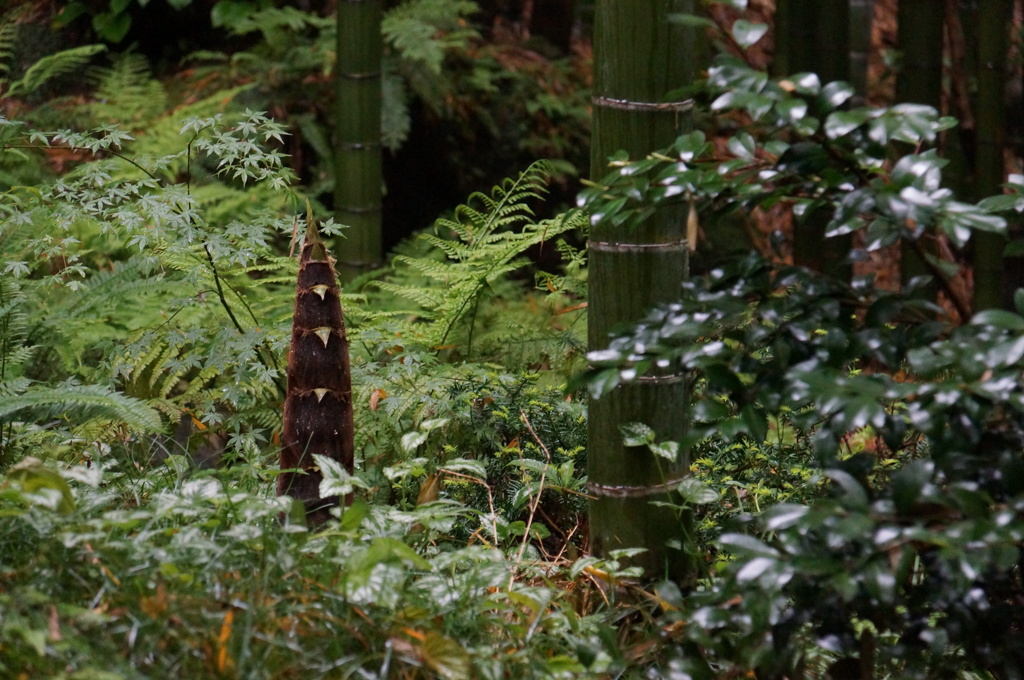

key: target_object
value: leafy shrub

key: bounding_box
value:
[0,454,617,678]
[0,108,302,467]
[581,45,1024,677]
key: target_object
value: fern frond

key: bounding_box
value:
[418,233,472,261]
[86,52,168,125]
[375,279,445,312]
[227,6,327,37]
[0,20,16,84]
[7,44,107,97]
[0,276,28,382]
[382,0,479,75]
[55,260,180,323]
[369,162,586,356]
[0,380,163,434]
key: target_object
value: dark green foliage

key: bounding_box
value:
[373,160,587,357]
[580,47,1024,677]
[1,37,603,666]
[10,3,1024,677]
[0,457,595,678]
[0,105,302,469]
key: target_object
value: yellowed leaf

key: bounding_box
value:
[421,631,472,680]
[686,200,699,252]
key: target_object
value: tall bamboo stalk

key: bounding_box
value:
[587,0,698,584]
[773,0,817,78]
[779,0,852,281]
[774,0,849,81]
[971,0,1012,310]
[815,0,851,84]
[334,0,383,279]
[848,0,874,107]
[896,0,945,291]
[895,0,944,107]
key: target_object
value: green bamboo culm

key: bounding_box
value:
[971,0,1012,310]
[774,0,849,82]
[895,0,944,292]
[776,0,852,282]
[587,0,699,585]
[334,0,383,280]
[848,0,873,108]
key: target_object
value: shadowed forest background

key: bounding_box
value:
[4,1,1024,678]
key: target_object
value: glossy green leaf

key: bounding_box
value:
[787,72,821,95]
[649,439,680,461]
[762,503,809,531]
[667,13,717,29]
[819,81,855,110]
[677,477,719,505]
[401,431,428,452]
[824,109,874,139]
[972,309,1024,331]
[824,469,869,510]
[775,98,808,124]
[735,556,778,583]
[6,458,75,514]
[731,20,768,48]
[727,131,756,159]
[621,422,655,447]
[892,460,933,515]
[740,405,768,442]
[718,533,780,559]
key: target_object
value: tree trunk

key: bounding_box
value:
[895,0,944,107]
[971,0,1012,310]
[896,0,945,292]
[814,0,851,84]
[587,0,699,585]
[848,0,874,107]
[779,0,853,282]
[334,0,383,279]
[773,0,817,78]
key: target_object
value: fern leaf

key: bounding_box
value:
[86,52,168,125]
[8,44,107,97]
[0,276,28,382]
[0,380,162,433]
[369,161,585,355]
[382,0,479,75]
[0,21,16,83]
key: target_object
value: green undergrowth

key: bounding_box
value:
[0,455,637,679]
[0,62,618,676]
[7,5,1024,678]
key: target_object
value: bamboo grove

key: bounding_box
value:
[3,1,1024,677]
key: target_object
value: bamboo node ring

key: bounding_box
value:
[592,96,694,113]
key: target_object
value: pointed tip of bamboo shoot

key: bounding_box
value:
[313,388,329,403]
[310,284,329,300]
[313,327,332,347]
[304,199,328,262]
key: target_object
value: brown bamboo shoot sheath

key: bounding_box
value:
[279,212,355,527]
